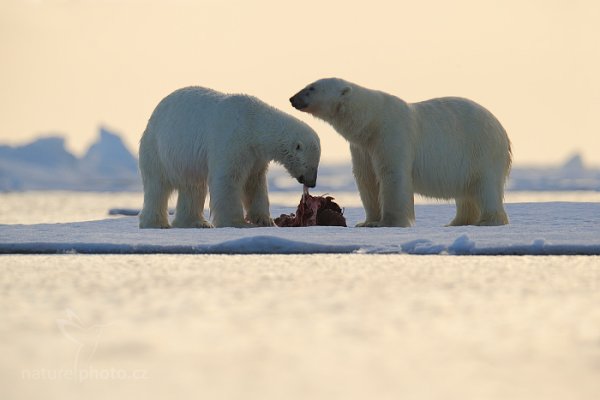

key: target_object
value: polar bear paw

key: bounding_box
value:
[477,211,509,226]
[193,220,215,228]
[247,215,275,227]
[356,220,380,227]
[139,221,171,229]
[139,214,171,229]
[172,218,214,229]
[228,221,258,228]
[356,220,412,228]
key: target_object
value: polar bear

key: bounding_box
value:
[290,78,511,227]
[139,86,321,228]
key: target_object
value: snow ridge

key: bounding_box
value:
[1,203,598,255]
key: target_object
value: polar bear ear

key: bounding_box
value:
[340,86,352,97]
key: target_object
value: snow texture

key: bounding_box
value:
[1,202,598,255]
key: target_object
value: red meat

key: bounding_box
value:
[274,187,347,227]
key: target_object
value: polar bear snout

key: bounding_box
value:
[297,173,317,188]
[290,92,308,110]
[296,163,318,188]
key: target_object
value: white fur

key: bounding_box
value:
[290,78,511,227]
[139,87,321,228]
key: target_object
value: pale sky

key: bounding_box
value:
[1,0,599,166]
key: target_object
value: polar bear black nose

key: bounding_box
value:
[290,95,307,110]
[300,173,317,188]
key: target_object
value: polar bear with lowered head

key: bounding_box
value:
[139,86,321,228]
[290,78,511,227]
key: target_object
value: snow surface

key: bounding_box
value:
[1,202,599,255]
[3,254,600,400]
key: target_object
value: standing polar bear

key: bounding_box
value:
[290,78,511,227]
[139,87,321,228]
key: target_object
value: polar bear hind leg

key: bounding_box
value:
[448,197,480,226]
[139,176,173,229]
[172,182,213,228]
[477,198,509,226]
[474,172,509,226]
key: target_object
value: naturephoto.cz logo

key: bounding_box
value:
[21,309,148,382]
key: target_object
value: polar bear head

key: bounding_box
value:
[289,78,353,121]
[279,121,321,188]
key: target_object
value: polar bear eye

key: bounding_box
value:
[309,87,315,91]
[295,143,303,151]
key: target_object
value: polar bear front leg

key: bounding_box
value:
[350,144,381,227]
[365,150,415,227]
[242,167,274,226]
[367,172,415,227]
[209,171,254,228]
